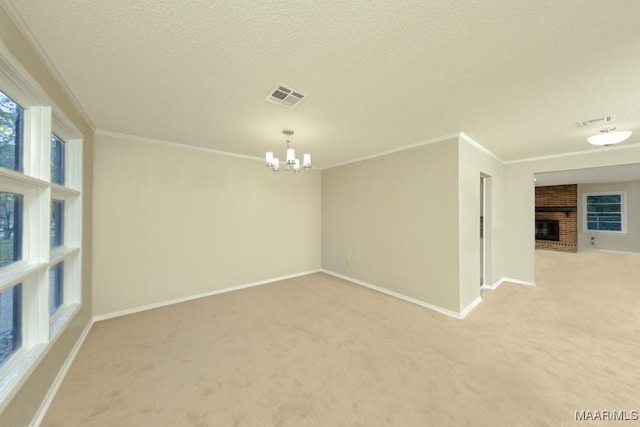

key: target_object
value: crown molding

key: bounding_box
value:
[0,0,96,132]
[503,142,640,165]
[95,130,266,163]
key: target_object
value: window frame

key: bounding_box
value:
[50,133,65,186]
[50,199,65,249]
[0,282,22,369]
[0,89,24,173]
[0,46,84,412]
[582,191,627,234]
[0,190,24,269]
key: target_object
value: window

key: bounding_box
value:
[51,133,65,185]
[0,192,23,268]
[584,192,626,233]
[0,90,23,172]
[51,200,64,248]
[0,59,83,407]
[49,263,63,317]
[0,283,22,368]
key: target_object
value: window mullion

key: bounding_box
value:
[66,196,81,249]
[22,271,49,345]
[22,106,51,181]
[65,138,82,192]
[25,187,50,264]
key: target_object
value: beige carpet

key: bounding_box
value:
[42,250,640,426]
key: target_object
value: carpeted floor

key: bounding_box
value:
[42,250,640,426]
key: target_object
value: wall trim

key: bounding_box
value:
[503,142,640,165]
[321,269,482,319]
[459,132,501,161]
[500,277,536,287]
[323,132,461,170]
[93,270,322,322]
[584,249,640,256]
[460,296,483,318]
[94,130,265,164]
[481,277,505,291]
[483,277,535,289]
[30,319,94,427]
[0,3,96,131]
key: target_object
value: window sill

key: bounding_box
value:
[0,168,49,188]
[0,262,48,291]
[51,183,81,197]
[50,247,80,264]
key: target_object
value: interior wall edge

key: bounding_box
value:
[92,269,322,323]
[320,269,479,320]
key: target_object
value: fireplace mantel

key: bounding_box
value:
[535,206,576,217]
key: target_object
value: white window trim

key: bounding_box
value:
[0,43,84,413]
[582,191,627,234]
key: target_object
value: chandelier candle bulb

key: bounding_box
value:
[294,159,300,172]
[272,158,280,172]
[303,153,311,168]
[286,148,295,165]
[265,151,274,166]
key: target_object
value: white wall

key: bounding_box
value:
[322,138,463,312]
[578,181,640,253]
[504,145,640,283]
[458,137,503,309]
[92,133,321,316]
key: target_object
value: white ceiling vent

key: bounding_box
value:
[266,84,306,108]
[577,115,615,127]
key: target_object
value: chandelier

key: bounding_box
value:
[265,129,311,173]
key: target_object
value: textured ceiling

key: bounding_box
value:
[3,0,640,167]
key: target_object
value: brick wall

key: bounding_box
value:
[535,184,577,252]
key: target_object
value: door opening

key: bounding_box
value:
[480,176,485,286]
[480,174,491,287]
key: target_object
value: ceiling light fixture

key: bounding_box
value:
[265,129,311,173]
[587,127,632,147]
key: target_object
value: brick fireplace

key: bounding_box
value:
[535,184,577,252]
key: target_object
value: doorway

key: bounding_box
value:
[480,174,491,287]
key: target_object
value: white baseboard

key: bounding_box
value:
[30,319,94,427]
[460,296,483,318]
[321,269,482,319]
[500,277,536,287]
[588,249,640,256]
[93,270,322,322]
[482,277,536,290]
[481,277,504,291]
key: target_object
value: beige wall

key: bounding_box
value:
[92,133,321,316]
[578,180,640,253]
[0,6,94,426]
[504,147,640,283]
[321,139,462,312]
[457,138,503,309]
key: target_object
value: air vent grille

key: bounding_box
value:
[577,115,615,127]
[266,84,306,108]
